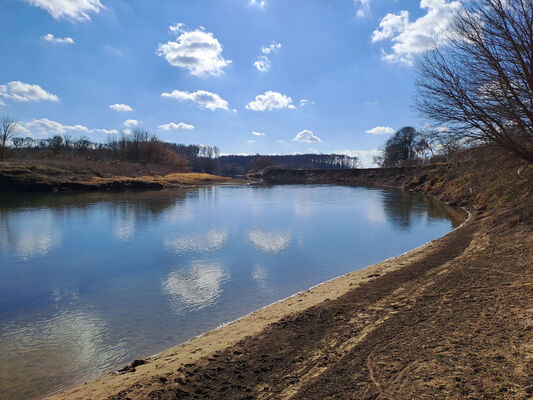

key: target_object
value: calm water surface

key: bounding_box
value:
[0,185,463,399]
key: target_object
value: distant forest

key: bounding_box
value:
[3,130,358,175]
[218,154,358,175]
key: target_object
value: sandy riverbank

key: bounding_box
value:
[46,146,532,399]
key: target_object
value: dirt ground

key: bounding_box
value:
[47,146,533,399]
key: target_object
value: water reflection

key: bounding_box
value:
[111,207,136,242]
[381,190,463,230]
[252,265,268,289]
[162,261,228,312]
[164,229,228,253]
[0,210,62,259]
[0,306,126,400]
[248,230,292,253]
[0,185,464,400]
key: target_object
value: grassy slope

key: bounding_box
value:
[0,160,231,192]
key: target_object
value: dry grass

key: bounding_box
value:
[0,161,232,192]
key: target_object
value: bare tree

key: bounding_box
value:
[380,127,423,167]
[415,0,533,163]
[0,116,18,161]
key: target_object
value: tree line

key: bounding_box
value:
[0,126,359,174]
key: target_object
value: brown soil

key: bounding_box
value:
[47,146,533,400]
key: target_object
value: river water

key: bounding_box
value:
[0,184,463,399]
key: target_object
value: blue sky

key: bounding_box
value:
[0,0,458,166]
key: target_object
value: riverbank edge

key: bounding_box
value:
[45,148,532,399]
[0,162,236,192]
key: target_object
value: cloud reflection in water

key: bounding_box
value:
[248,230,292,253]
[162,261,228,312]
[0,210,62,259]
[164,229,228,253]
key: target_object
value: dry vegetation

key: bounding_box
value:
[0,159,232,192]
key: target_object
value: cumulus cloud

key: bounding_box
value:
[157,24,231,77]
[20,118,116,136]
[247,140,256,143]
[292,129,322,143]
[253,56,271,72]
[252,131,265,136]
[250,0,266,7]
[372,0,460,65]
[123,119,139,127]
[0,81,58,103]
[161,89,229,111]
[366,126,394,135]
[254,41,281,72]
[262,41,281,54]
[109,103,133,112]
[42,33,74,44]
[94,128,118,134]
[158,122,194,131]
[23,0,104,21]
[246,91,295,111]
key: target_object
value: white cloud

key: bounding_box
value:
[109,103,133,112]
[123,129,132,135]
[23,0,104,21]
[246,91,295,111]
[334,149,381,168]
[253,56,271,72]
[372,10,409,42]
[252,131,265,136]
[254,41,281,72]
[123,119,139,127]
[292,129,322,143]
[366,126,394,135]
[94,128,118,134]
[161,89,229,111]
[248,140,256,143]
[250,0,266,7]
[354,0,373,17]
[24,118,89,135]
[0,81,58,103]
[299,99,314,107]
[20,118,116,136]
[158,122,194,131]
[262,41,281,54]
[157,24,231,77]
[42,33,74,44]
[372,0,460,65]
